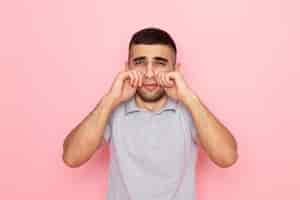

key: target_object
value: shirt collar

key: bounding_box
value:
[125,96,178,115]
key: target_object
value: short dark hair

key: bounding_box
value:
[128,27,177,56]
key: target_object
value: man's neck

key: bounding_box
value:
[135,95,168,112]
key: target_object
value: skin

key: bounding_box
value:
[125,44,239,168]
[126,44,177,112]
[62,43,238,168]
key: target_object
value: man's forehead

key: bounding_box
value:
[129,44,175,60]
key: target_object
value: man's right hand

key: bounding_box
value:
[107,68,144,109]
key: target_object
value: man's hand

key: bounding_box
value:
[155,63,194,104]
[155,64,239,167]
[107,67,144,109]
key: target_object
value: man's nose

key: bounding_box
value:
[145,64,155,79]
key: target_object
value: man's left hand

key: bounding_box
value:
[155,64,195,104]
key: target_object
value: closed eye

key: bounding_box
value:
[132,56,147,65]
[134,60,146,65]
[153,57,168,66]
[155,61,167,66]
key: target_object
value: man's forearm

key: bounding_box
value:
[182,92,238,168]
[62,94,115,168]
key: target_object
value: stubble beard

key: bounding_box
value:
[136,87,166,103]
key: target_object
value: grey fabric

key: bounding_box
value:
[101,96,199,200]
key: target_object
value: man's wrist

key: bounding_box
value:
[181,89,198,107]
[181,91,207,114]
[95,94,116,115]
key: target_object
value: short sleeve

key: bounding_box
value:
[181,103,199,145]
[103,119,112,143]
[188,111,199,145]
[98,112,113,149]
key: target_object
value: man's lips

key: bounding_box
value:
[144,83,157,86]
[143,83,158,91]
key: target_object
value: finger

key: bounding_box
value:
[156,72,162,86]
[161,72,171,87]
[113,71,126,89]
[132,71,138,87]
[166,73,175,87]
[154,71,159,85]
[159,72,166,87]
[121,71,130,84]
[135,71,141,88]
[133,70,140,88]
[131,71,137,87]
[166,73,175,85]
[137,71,144,87]
[128,71,135,87]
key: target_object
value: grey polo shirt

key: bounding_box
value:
[101,96,199,200]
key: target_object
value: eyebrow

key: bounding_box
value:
[132,56,169,63]
[153,57,168,63]
[132,56,146,62]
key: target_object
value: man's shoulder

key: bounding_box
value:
[176,101,190,116]
[176,101,195,127]
[109,100,127,120]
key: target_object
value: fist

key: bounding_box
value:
[155,67,193,103]
[107,68,144,108]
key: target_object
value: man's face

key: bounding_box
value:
[127,44,176,102]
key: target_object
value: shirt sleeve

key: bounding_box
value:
[187,109,199,145]
[98,112,113,149]
[180,102,199,145]
[103,119,112,143]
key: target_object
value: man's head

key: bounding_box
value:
[126,27,178,102]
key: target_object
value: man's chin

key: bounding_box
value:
[136,89,166,102]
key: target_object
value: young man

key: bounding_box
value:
[62,27,238,200]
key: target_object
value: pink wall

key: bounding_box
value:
[1,0,299,199]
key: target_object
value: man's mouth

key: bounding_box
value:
[143,83,158,91]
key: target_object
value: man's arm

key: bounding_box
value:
[183,92,238,168]
[62,94,115,168]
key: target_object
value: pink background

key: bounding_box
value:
[0,0,299,199]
